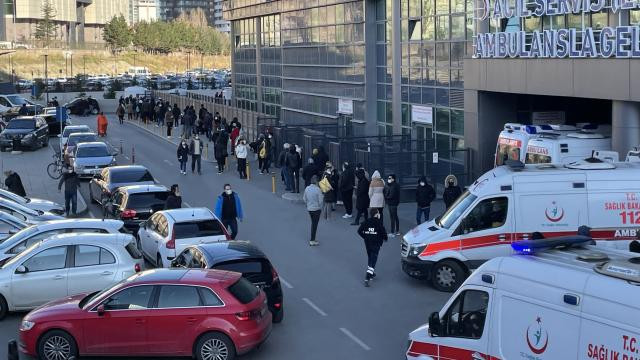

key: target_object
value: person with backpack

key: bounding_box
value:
[416,176,436,224]
[384,174,401,237]
[358,208,387,287]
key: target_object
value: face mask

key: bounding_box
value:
[225,189,232,195]
[268,135,272,139]
[419,182,425,186]
[175,189,180,196]
[388,179,394,183]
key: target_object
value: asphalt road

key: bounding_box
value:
[1,114,451,360]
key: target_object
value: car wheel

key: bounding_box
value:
[157,253,163,268]
[196,332,236,360]
[431,260,466,292]
[0,295,8,320]
[37,330,78,360]
[43,137,49,147]
[272,306,284,324]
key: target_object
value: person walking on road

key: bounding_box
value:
[97,112,108,137]
[165,106,174,138]
[384,174,401,237]
[58,167,80,217]
[368,171,385,225]
[351,169,370,226]
[235,138,248,179]
[214,184,243,240]
[126,100,134,121]
[165,184,182,210]
[4,170,26,197]
[416,176,436,224]
[340,162,355,219]
[358,208,387,287]
[116,104,125,125]
[303,175,323,246]
[443,175,462,209]
[177,140,189,175]
[190,135,203,175]
[302,158,316,188]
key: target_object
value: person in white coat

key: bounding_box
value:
[235,138,248,179]
[368,170,385,225]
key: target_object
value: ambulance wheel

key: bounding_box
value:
[432,260,465,292]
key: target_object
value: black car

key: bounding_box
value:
[105,184,170,233]
[40,112,68,136]
[64,96,100,116]
[89,165,155,205]
[171,241,284,323]
[0,116,49,151]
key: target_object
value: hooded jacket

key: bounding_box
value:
[416,176,436,208]
[384,179,401,206]
[443,183,462,209]
[4,172,26,197]
[368,171,385,208]
[355,170,370,210]
[358,216,387,248]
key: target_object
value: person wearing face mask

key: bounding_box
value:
[384,174,401,237]
[416,176,435,224]
[190,134,203,175]
[165,184,182,210]
[58,167,80,217]
[177,140,189,175]
[214,184,244,240]
[235,137,248,179]
[443,175,462,209]
[357,208,387,287]
[368,171,385,225]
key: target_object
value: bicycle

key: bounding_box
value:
[47,153,65,180]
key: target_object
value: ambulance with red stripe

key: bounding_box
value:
[401,159,640,292]
[406,237,640,360]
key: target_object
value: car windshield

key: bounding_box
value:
[68,135,97,147]
[77,146,109,158]
[127,192,169,208]
[1,240,41,268]
[437,191,477,229]
[6,119,35,129]
[1,200,38,216]
[0,225,37,245]
[80,277,129,309]
[111,170,154,183]
[6,95,27,106]
[174,220,225,239]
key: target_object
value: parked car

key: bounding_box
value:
[64,96,100,116]
[0,116,49,151]
[0,188,64,215]
[63,132,98,165]
[0,212,28,243]
[89,165,155,205]
[106,185,170,235]
[172,241,284,323]
[0,219,127,265]
[0,232,143,320]
[139,208,229,268]
[72,142,117,178]
[18,268,272,360]
[59,124,91,148]
[0,198,64,224]
[40,107,68,136]
[83,81,103,91]
[0,94,41,117]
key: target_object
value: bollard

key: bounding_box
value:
[119,140,123,155]
[204,143,209,160]
[246,163,251,180]
[132,145,136,164]
[271,175,276,193]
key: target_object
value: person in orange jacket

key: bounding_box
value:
[97,112,108,137]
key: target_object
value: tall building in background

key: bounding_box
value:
[130,0,157,24]
[213,0,229,33]
[1,0,129,44]
[159,0,229,32]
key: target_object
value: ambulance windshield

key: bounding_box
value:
[438,191,477,229]
[495,137,522,166]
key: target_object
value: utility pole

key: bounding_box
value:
[44,54,49,104]
[9,54,13,83]
[70,53,73,77]
[187,51,191,72]
[83,55,86,77]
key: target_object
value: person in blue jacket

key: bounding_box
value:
[214,184,243,239]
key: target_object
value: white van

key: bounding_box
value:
[406,238,640,360]
[401,159,640,291]
[128,67,151,77]
[525,132,611,164]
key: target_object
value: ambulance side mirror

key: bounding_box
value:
[428,312,442,337]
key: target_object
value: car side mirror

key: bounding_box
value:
[428,312,441,337]
[97,304,105,316]
[15,265,28,274]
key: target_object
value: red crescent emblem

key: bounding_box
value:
[545,207,564,222]
[526,326,549,354]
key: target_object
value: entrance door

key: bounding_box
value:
[415,124,432,177]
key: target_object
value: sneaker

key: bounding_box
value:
[342,214,353,218]
[309,240,319,246]
[364,279,370,287]
[395,232,401,236]
[388,233,396,238]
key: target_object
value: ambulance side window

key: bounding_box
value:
[457,197,508,234]
[442,290,489,339]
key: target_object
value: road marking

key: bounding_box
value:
[183,201,192,207]
[279,277,293,289]
[339,328,371,351]
[124,156,130,160]
[163,159,174,166]
[302,298,327,317]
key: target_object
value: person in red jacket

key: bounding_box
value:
[230,123,240,155]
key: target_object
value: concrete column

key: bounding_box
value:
[230,21,237,104]
[363,0,378,136]
[391,0,402,134]
[612,100,640,157]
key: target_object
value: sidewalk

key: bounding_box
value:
[0,146,88,216]
[125,116,446,232]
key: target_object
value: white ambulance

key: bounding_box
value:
[406,237,640,360]
[524,132,611,164]
[401,159,640,291]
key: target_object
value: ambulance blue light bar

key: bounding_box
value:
[525,125,537,134]
[511,235,594,254]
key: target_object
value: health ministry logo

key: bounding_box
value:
[526,317,549,355]
[544,201,564,223]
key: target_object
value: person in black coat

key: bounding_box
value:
[286,146,301,193]
[312,146,329,177]
[351,169,370,226]
[416,176,435,224]
[165,184,182,209]
[384,174,401,236]
[443,176,462,209]
[4,170,26,197]
[302,158,316,188]
[177,140,189,175]
[214,130,229,174]
[357,208,387,287]
[339,162,355,218]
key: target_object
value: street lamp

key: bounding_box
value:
[44,54,49,104]
[187,51,191,72]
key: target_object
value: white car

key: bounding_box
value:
[0,198,63,224]
[138,208,229,267]
[0,188,64,215]
[0,232,143,318]
[59,125,91,149]
[0,219,126,264]
[72,142,117,178]
[0,212,27,242]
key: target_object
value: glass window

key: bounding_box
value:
[22,246,67,272]
[452,137,466,162]
[110,170,154,184]
[436,16,449,40]
[436,133,450,159]
[423,16,435,40]
[451,109,464,135]
[75,245,100,267]
[631,10,640,25]
[199,287,224,306]
[524,17,541,32]
[439,191,477,228]
[409,0,421,17]
[591,12,608,30]
[423,0,434,15]
[441,290,489,339]
[101,248,115,264]
[496,138,522,165]
[452,0,465,12]
[228,277,260,304]
[157,285,201,308]
[10,229,66,254]
[458,197,508,234]
[451,15,465,40]
[104,285,154,310]
[435,108,450,133]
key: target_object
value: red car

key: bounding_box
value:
[18,268,271,360]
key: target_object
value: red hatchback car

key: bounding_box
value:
[18,268,272,360]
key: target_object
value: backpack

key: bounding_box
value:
[318,177,333,193]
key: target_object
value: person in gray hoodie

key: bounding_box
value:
[303,175,323,246]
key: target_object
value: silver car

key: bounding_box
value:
[0,198,64,224]
[0,188,64,215]
[0,212,27,242]
[72,142,117,178]
[0,219,126,264]
[0,232,143,317]
[59,125,91,149]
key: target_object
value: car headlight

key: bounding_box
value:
[409,244,427,256]
[20,320,35,331]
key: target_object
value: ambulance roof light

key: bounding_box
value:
[525,125,537,134]
[539,124,553,130]
[511,235,594,255]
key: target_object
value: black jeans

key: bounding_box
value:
[354,207,369,224]
[237,158,247,178]
[191,154,201,173]
[166,124,172,137]
[417,206,430,225]
[222,218,238,239]
[216,157,225,172]
[365,244,381,269]
[341,189,353,215]
[309,210,321,242]
[64,191,77,216]
[388,205,399,233]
